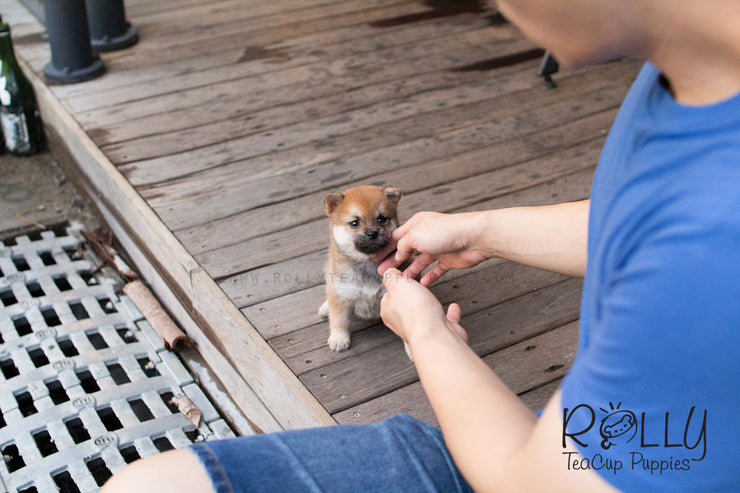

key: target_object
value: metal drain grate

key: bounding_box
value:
[0,225,234,493]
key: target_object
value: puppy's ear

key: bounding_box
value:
[324,192,344,216]
[383,187,402,205]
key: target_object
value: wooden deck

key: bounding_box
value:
[3,0,642,432]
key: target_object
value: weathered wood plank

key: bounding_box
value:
[300,278,582,413]
[115,0,422,62]
[92,38,527,148]
[115,40,540,183]
[242,259,505,339]
[101,42,532,163]
[332,320,578,424]
[198,137,603,278]
[268,261,567,374]
[178,107,616,257]
[66,23,524,115]
[218,165,596,306]
[145,61,635,231]
[51,0,492,103]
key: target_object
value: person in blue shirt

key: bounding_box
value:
[104,0,739,491]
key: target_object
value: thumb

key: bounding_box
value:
[382,268,403,290]
[446,303,462,324]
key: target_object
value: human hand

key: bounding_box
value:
[374,211,490,285]
[380,268,468,350]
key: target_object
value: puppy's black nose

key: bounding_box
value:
[367,230,379,240]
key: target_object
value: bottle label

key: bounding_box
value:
[0,110,32,154]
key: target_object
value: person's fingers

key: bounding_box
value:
[402,253,435,279]
[381,267,404,291]
[420,262,450,286]
[446,303,469,344]
[446,303,462,324]
[393,234,417,264]
[377,254,401,276]
[390,217,416,242]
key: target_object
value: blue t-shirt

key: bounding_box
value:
[560,62,740,492]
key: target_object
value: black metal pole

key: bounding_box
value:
[43,0,105,84]
[85,0,138,52]
[537,51,560,89]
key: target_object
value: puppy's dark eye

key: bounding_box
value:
[348,219,360,229]
[377,215,387,224]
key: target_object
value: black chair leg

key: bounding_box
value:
[537,51,560,89]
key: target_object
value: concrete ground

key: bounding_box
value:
[0,150,100,238]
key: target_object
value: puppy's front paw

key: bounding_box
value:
[328,331,351,352]
[318,299,329,318]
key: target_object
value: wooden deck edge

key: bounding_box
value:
[16,50,336,432]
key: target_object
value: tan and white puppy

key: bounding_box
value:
[319,185,402,351]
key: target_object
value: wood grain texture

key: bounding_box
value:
[333,321,578,425]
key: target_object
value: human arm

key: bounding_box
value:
[379,269,616,492]
[376,200,590,283]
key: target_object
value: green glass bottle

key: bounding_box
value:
[0,14,43,156]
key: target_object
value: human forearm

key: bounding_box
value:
[410,324,615,493]
[473,200,589,277]
[409,325,537,492]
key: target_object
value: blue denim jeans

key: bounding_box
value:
[189,414,474,493]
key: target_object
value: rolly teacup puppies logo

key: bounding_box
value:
[599,402,637,449]
[562,403,707,476]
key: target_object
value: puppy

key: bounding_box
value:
[319,185,402,351]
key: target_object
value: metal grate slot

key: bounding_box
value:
[32,429,58,457]
[152,436,174,453]
[97,407,123,432]
[85,457,113,487]
[45,379,70,404]
[98,297,117,314]
[1,288,18,307]
[0,408,6,428]
[107,363,131,385]
[2,443,26,472]
[69,300,90,320]
[138,357,160,377]
[38,250,56,266]
[118,445,140,464]
[53,275,73,292]
[15,391,38,417]
[26,281,45,298]
[40,306,61,327]
[13,315,32,336]
[76,369,101,394]
[78,270,96,286]
[116,325,137,344]
[87,331,108,350]
[159,391,178,414]
[27,346,50,367]
[63,246,83,262]
[0,357,19,379]
[12,255,31,272]
[52,470,81,493]
[58,337,79,357]
[129,398,154,423]
[19,486,38,493]
[64,418,91,444]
